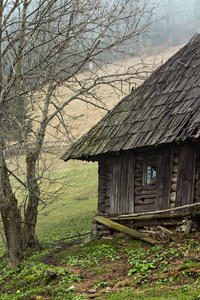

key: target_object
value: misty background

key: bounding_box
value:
[146,0,200,49]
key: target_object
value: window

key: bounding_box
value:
[144,164,157,185]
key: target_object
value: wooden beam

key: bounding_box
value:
[117,202,200,218]
[94,216,157,245]
[109,212,190,221]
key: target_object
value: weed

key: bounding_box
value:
[188,239,199,247]
[128,262,156,276]
[73,295,88,300]
[62,242,120,267]
[95,280,107,288]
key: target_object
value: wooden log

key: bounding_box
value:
[170,192,176,202]
[173,165,178,173]
[109,211,190,221]
[100,230,111,236]
[171,183,177,192]
[172,175,177,183]
[176,141,196,208]
[135,204,155,213]
[135,161,143,169]
[94,216,158,245]
[98,224,109,230]
[134,186,142,194]
[138,230,157,234]
[135,195,156,201]
[170,203,175,209]
[135,190,156,196]
[117,202,200,217]
[134,169,143,178]
[157,225,173,235]
[173,156,179,164]
[195,195,200,202]
[135,199,155,205]
[162,221,183,226]
[105,207,110,213]
[134,178,142,187]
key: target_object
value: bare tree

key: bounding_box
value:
[0,0,159,265]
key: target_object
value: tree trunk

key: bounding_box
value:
[23,153,42,249]
[22,84,51,249]
[1,205,24,265]
[23,196,41,249]
[0,161,24,265]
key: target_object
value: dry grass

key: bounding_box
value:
[32,44,183,145]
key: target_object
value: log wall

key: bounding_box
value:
[98,141,197,216]
[194,144,200,203]
[176,141,196,208]
[169,145,180,210]
[168,142,197,210]
[98,158,113,214]
[134,153,157,213]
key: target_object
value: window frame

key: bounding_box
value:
[143,162,157,187]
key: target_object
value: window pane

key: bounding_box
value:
[145,165,156,185]
[146,166,151,184]
[152,166,156,179]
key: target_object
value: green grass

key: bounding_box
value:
[36,160,98,243]
[101,285,200,299]
[1,235,200,299]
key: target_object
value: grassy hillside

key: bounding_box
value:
[36,159,98,243]
[1,221,200,299]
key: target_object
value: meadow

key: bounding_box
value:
[36,158,98,243]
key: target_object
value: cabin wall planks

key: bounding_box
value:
[98,141,198,216]
[176,141,196,208]
[194,145,200,203]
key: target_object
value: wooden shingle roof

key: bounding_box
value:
[62,34,200,161]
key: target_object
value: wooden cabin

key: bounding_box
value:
[61,34,200,229]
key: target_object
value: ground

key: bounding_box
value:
[2,228,198,299]
[49,232,200,299]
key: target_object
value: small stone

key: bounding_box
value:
[68,285,75,291]
[87,289,97,294]
[83,237,91,244]
[47,271,57,279]
[102,236,113,240]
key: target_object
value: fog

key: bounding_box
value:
[148,0,200,47]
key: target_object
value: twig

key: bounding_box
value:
[4,166,27,188]
[157,226,173,235]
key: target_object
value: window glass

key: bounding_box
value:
[145,165,156,185]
